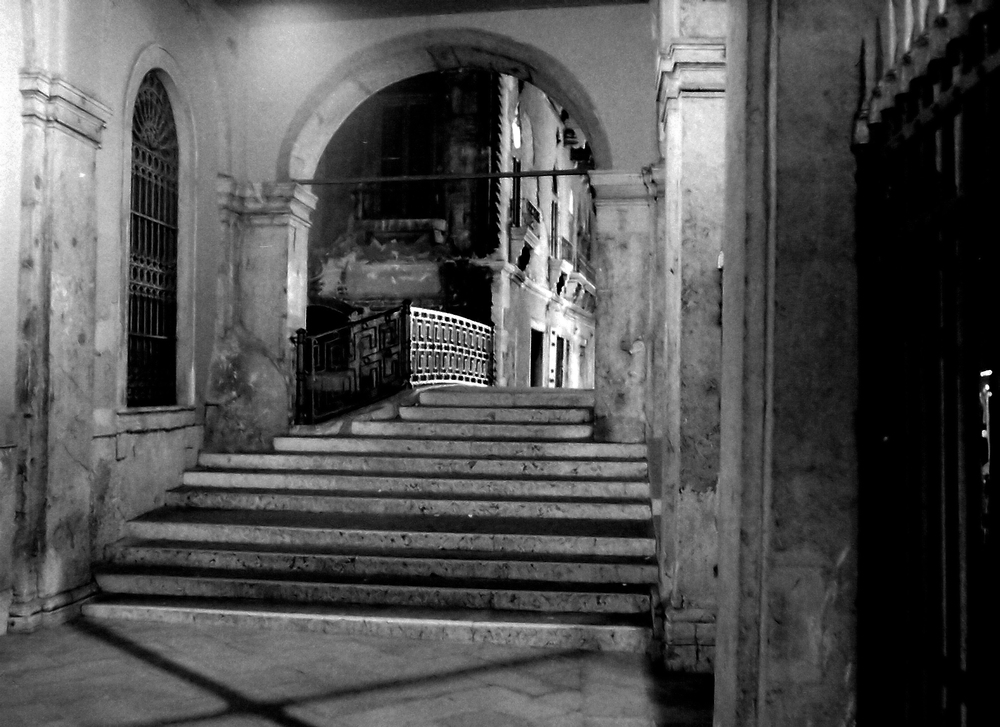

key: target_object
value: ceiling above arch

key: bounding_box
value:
[218,0,645,21]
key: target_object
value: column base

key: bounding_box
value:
[6,581,98,633]
[594,414,646,443]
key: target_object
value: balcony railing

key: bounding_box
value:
[293,303,494,424]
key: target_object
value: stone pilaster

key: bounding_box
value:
[0,444,16,634]
[590,171,659,443]
[9,72,110,631]
[654,39,726,672]
[205,180,317,452]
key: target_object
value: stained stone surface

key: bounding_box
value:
[0,618,713,726]
[163,487,652,520]
[108,543,657,584]
[181,470,649,500]
[198,451,648,479]
[273,435,646,459]
[399,405,593,423]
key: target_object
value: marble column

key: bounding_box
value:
[9,73,110,631]
[590,171,659,443]
[205,181,316,452]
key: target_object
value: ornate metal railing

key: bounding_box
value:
[409,307,493,386]
[293,303,493,424]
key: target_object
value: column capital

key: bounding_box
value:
[590,169,665,206]
[217,177,318,226]
[20,71,111,147]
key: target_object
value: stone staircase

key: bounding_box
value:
[83,386,659,651]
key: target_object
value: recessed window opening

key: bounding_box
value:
[530,328,545,387]
[126,71,179,407]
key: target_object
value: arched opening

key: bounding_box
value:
[284,35,608,418]
[306,69,597,397]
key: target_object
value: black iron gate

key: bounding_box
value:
[854,6,998,724]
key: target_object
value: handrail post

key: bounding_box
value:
[402,299,413,386]
[489,321,496,386]
[293,328,309,425]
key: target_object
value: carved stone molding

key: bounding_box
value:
[218,176,318,227]
[20,72,111,147]
[657,42,726,109]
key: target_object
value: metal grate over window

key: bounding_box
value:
[127,72,178,407]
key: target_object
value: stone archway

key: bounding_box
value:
[277,27,613,182]
[206,28,659,450]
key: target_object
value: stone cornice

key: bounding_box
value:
[20,72,111,147]
[590,168,665,205]
[657,41,726,105]
[218,177,318,226]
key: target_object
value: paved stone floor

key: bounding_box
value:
[0,619,712,727]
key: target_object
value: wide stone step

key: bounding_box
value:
[182,470,650,500]
[82,596,653,652]
[94,569,651,614]
[418,387,595,409]
[271,437,645,460]
[126,509,656,557]
[166,486,651,520]
[399,405,592,424]
[109,540,658,584]
[332,420,594,441]
[197,452,647,480]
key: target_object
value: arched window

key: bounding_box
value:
[126,71,178,407]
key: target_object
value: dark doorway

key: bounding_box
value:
[529,329,544,387]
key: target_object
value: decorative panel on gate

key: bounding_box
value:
[294,303,494,424]
[408,307,494,386]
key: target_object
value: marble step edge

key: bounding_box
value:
[181,471,650,499]
[336,421,594,439]
[108,541,658,584]
[165,487,652,520]
[195,454,648,478]
[398,406,593,423]
[270,437,645,458]
[131,508,656,538]
[125,521,656,558]
[94,572,651,614]
[81,597,653,652]
[416,390,596,407]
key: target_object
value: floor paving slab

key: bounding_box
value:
[0,618,712,726]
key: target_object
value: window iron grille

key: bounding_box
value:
[126,72,179,407]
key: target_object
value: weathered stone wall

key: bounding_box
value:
[591,172,656,443]
[90,413,202,561]
[0,445,15,634]
[205,181,315,453]
[651,1,727,672]
[2,0,237,630]
[0,0,22,439]
[714,0,869,722]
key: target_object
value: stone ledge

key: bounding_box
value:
[20,71,111,147]
[91,406,200,438]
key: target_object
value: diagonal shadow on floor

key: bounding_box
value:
[70,620,586,727]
